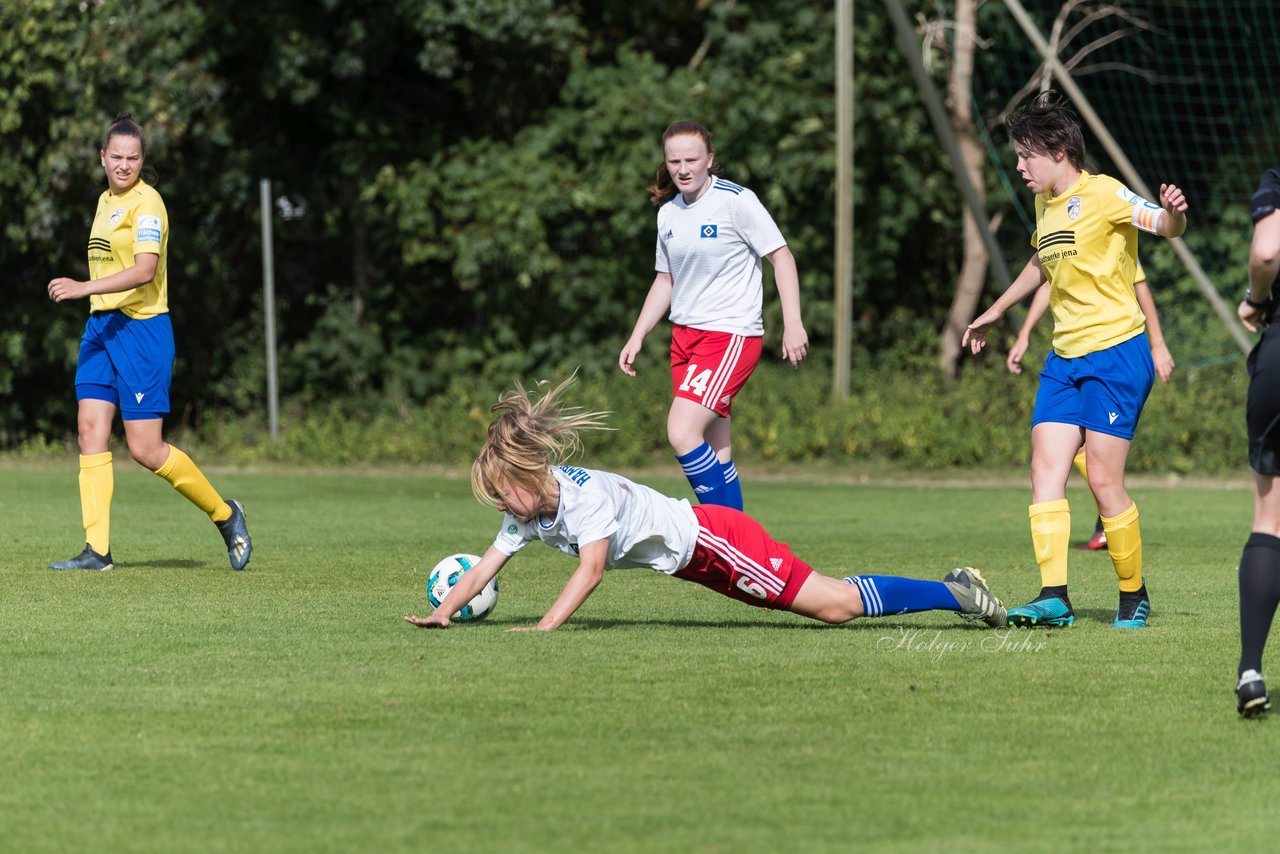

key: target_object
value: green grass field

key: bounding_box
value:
[1,464,1275,852]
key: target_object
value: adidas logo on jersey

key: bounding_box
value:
[770,558,783,571]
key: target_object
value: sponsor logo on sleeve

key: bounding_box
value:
[136,215,162,244]
[1114,186,1143,205]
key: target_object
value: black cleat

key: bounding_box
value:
[215,500,253,570]
[1237,669,1271,718]
[49,544,113,571]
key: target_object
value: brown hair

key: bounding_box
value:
[102,111,146,155]
[1005,91,1084,170]
[647,121,723,206]
[470,374,612,508]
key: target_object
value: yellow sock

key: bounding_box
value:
[1102,503,1143,592]
[154,445,231,522]
[1029,499,1071,588]
[79,451,114,555]
[1073,449,1088,481]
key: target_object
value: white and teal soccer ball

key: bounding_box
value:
[427,553,499,623]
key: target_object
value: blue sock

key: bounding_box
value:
[676,443,728,505]
[844,575,960,617]
[719,459,743,511]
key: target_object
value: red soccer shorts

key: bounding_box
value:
[670,325,762,417]
[675,505,814,610]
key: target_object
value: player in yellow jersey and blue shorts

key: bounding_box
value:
[963,92,1188,628]
[45,113,251,572]
[1007,258,1176,550]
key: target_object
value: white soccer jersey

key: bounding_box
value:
[655,177,787,336]
[491,466,699,574]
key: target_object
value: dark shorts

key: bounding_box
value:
[75,311,174,420]
[1247,325,1280,475]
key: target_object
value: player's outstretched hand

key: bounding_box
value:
[618,338,642,377]
[47,277,89,302]
[1159,183,1188,215]
[404,614,449,629]
[962,306,1002,355]
[781,323,808,367]
[1150,341,1176,382]
[1240,299,1268,334]
[1006,336,1029,374]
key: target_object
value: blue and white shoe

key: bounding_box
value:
[1237,669,1271,718]
[215,500,252,570]
[48,544,113,571]
[1007,596,1075,627]
[1113,592,1151,629]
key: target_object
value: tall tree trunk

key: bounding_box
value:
[938,0,990,379]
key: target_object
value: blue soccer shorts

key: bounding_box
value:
[75,311,174,420]
[1032,332,1155,440]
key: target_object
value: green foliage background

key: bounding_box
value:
[0,0,1265,469]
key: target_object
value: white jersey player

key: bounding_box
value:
[618,121,809,514]
[405,376,1007,632]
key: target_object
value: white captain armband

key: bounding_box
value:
[1130,199,1164,235]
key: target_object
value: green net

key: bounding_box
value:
[931,0,1280,369]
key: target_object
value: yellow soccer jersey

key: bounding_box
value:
[87,179,168,318]
[1030,171,1163,358]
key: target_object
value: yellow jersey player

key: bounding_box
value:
[1006,258,1176,550]
[963,92,1188,628]
[45,113,251,571]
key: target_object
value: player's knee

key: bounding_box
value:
[127,438,167,470]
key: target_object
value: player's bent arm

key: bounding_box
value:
[405,546,509,628]
[1241,210,1280,333]
[1156,183,1188,239]
[765,245,808,365]
[1249,210,1280,302]
[1135,281,1175,382]
[521,539,608,632]
[47,253,158,302]
[619,273,674,375]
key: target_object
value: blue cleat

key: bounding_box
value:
[1007,595,1074,628]
[1237,670,1271,718]
[1112,593,1151,629]
[49,544,113,571]
[215,500,253,570]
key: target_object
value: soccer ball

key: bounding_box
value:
[427,553,499,623]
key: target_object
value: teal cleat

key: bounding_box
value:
[49,544,113,571]
[1007,596,1074,628]
[215,500,253,570]
[1112,593,1151,629]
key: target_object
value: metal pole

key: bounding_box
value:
[259,179,280,441]
[1001,0,1251,355]
[834,0,854,399]
[882,0,1013,290]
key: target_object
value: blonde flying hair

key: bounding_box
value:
[471,374,612,508]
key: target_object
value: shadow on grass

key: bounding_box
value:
[453,616,999,632]
[121,558,208,570]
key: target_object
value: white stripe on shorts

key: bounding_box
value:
[696,527,785,595]
[703,334,745,408]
